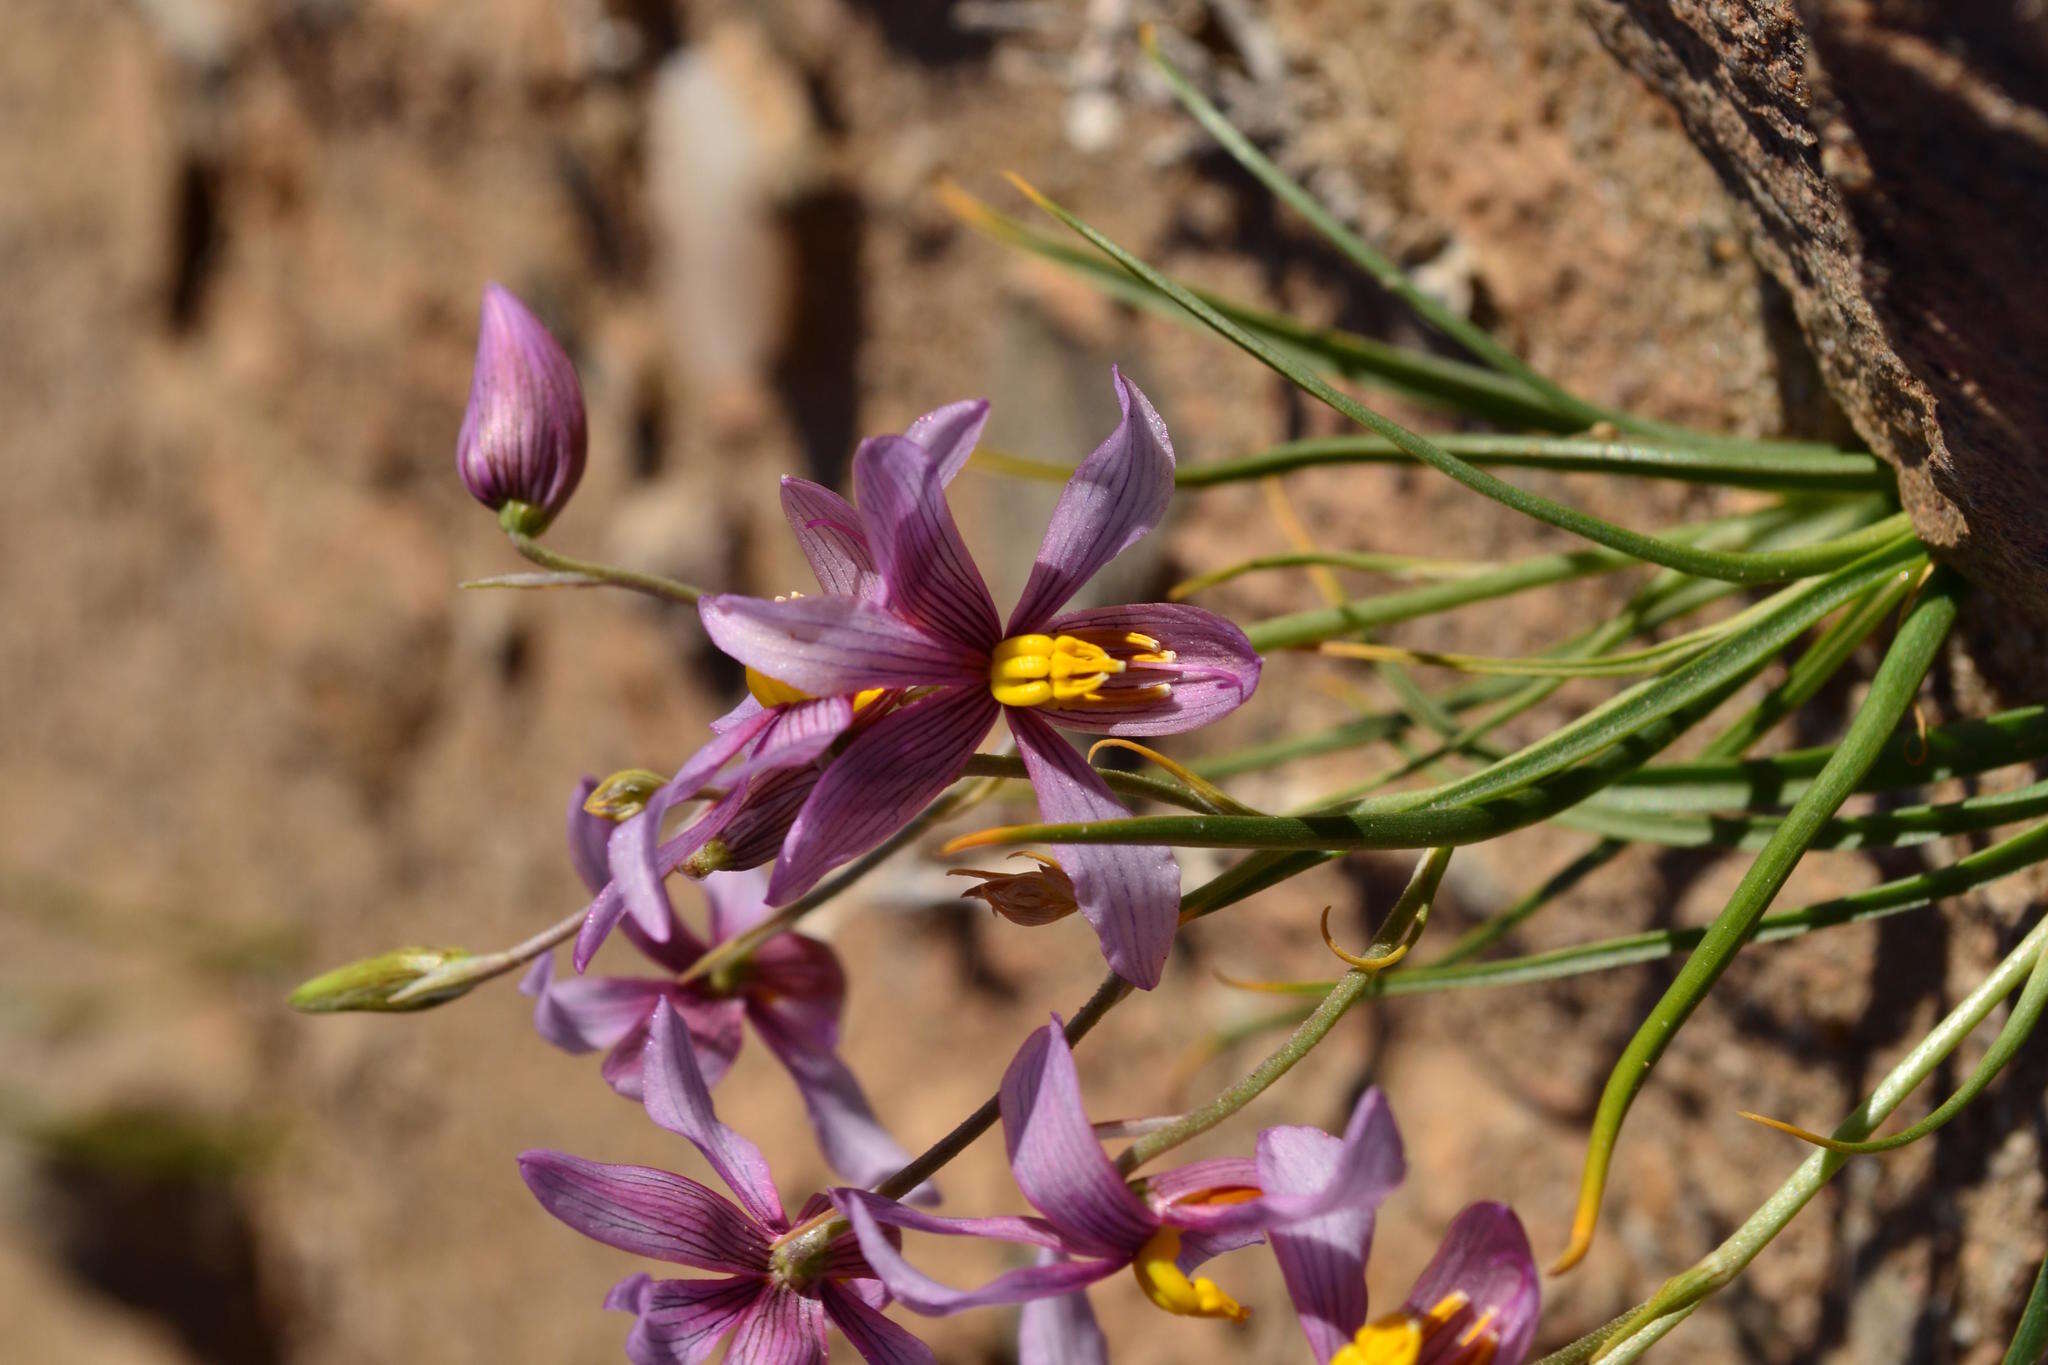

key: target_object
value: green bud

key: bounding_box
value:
[585,768,669,821]
[288,946,471,1014]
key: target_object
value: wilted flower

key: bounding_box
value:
[521,1003,934,1363]
[578,401,991,969]
[833,1018,1400,1330]
[950,853,1079,926]
[701,370,1261,988]
[528,788,926,1194]
[455,282,587,535]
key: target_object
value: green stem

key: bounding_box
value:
[2004,1254,2048,1365]
[1554,571,1959,1272]
[505,530,702,605]
[1177,434,1889,494]
[1116,848,1453,1174]
[1010,175,1916,586]
[1553,907,2048,1363]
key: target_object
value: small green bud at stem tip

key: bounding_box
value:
[288,947,472,1013]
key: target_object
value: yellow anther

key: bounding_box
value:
[1332,1293,1494,1365]
[1130,1228,1249,1324]
[1332,1315,1422,1365]
[746,667,813,708]
[989,633,1148,709]
[746,667,885,713]
[1124,631,1161,651]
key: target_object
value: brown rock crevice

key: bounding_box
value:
[1584,0,2048,614]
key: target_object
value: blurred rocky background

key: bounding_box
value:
[2,1,2041,1361]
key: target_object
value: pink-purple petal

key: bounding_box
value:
[750,1003,930,1200]
[516,1151,770,1275]
[819,1281,938,1365]
[1403,1202,1540,1365]
[700,593,981,696]
[999,1018,1159,1256]
[1010,710,1180,990]
[1260,1124,1379,1364]
[642,1001,788,1230]
[702,866,778,944]
[726,696,856,788]
[902,397,991,486]
[1167,1087,1406,1240]
[833,1189,1070,1249]
[1143,1156,1262,1211]
[620,1277,767,1365]
[567,778,613,894]
[600,995,747,1101]
[1034,602,1262,736]
[770,685,998,904]
[836,1189,1125,1316]
[1017,1260,1109,1365]
[782,477,881,600]
[521,955,665,1054]
[723,1285,829,1365]
[1006,367,1175,632]
[853,435,1002,652]
[586,710,774,970]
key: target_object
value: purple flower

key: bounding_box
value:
[575,401,992,970]
[530,788,928,1195]
[520,1002,934,1364]
[456,283,587,534]
[700,370,1262,988]
[832,1019,1401,1331]
[1286,1200,1539,1365]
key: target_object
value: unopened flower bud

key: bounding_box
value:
[950,853,1078,927]
[456,283,587,536]
[288,946,470,1013]
[584,768,669,821]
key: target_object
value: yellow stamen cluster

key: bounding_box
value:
[1130,1228,1250,1324]
[988,631,1175,708]
[1331,1292,1498,1365]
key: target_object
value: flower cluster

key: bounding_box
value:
[453,287,1540,1362]
[527,1008,1538,1363]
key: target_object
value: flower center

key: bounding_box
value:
[988,631,1176,709]
[1331,1292,1499,1365]
[1130,1227,1249,1324]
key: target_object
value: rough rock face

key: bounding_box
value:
[1584,0,2048,614]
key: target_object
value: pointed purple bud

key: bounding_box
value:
[455,283,587,535]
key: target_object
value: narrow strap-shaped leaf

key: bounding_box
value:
[1594,704,2048,815]
[1006,172,1917,586]
[950,543,1922,853]
[1557,776,2048,850]
[941,182,1577,430]
[1542,906,2048,1362]
[2004,1255,2048,1365]
[1553,571,1960,1273]
[1742,932,2048,1153]
[1177,433,1889,493]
